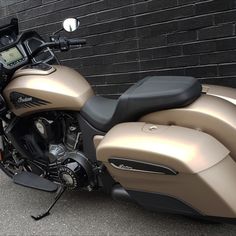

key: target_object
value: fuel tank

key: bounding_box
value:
[3,65,94,116]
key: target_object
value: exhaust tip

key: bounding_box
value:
[111,184,132,202]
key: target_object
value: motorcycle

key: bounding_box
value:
[0,17,235,222]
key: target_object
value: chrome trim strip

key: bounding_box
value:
[109,158,178,175]
[110,162,166,175]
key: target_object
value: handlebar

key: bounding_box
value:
[30,37,86,59]
[67,38,87,46]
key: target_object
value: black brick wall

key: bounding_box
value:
[0,0,236,97]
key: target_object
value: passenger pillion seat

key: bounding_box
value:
[81,76,202,132]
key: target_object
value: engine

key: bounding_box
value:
[34,113,82,152]
[49,144,93,190]
[12,112,95,190]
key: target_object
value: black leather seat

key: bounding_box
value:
[81,76,202,132]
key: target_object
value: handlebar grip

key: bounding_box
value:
[68,38,86,46]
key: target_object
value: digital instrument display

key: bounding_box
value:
[0,47,23,65]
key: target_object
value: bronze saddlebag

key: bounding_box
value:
[97,122,236,218]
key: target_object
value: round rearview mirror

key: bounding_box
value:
[63,18,80,32]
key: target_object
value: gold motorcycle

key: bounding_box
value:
[0,18,235,222]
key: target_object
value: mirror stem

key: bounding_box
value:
[52,27,63,36]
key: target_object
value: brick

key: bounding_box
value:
[140,58,167,71]
[178,15,213,31]
[0,0,23,7]
[94,83,132,95]
[86,72,141,85]
[113,61,140,73]
[200,51,236,65]
[93,40,138,55]
[185,65,218,78]
[135,5,194,26]
[167,55,199,68]
[42,0,58,3]
[178,0,205,5]
[219,63,236,76]
[135,0,178,14]
[216,38,236,51]
[140,45,182,60]
[96,5,134,23]
[167,31,197,44]
[7,0,42,15]
[139,35,167,49]
[87,29,136,45]
[139,68,186,77]
[196,0,236,15]
[85,17,136,36]
[215,10,236,24]
[198,24,234,40]
[104,0,134,9]
[183,41,217,55]
[77,64,114,76]
[137,21,178,38]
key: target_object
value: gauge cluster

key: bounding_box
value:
[0,44,27,69]
[0,18,57,91]
[0,18,56,77]
[0,34,56,73]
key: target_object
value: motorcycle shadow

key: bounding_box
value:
[2,175,233,236]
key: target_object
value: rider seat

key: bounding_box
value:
[81,76,202,132]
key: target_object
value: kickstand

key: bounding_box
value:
[31,185,66,221]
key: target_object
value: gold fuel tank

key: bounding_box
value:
[3,65,94,116]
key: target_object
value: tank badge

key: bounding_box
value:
[10,92,51,109]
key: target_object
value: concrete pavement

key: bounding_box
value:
[0,171,236,235]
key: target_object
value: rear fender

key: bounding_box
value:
[140,94,236,160]
[202,84,236,105]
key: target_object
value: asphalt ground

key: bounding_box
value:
[0,171,236,235]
